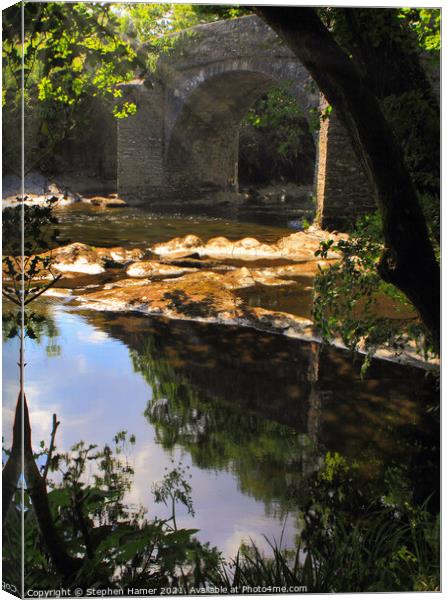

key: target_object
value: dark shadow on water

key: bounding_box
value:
[74,310,439,515]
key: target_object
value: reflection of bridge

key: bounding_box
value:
[81,311,432,465]
[117,15,375,229]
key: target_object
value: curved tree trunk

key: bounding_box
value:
[257,7,439,350]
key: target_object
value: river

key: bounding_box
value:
[2,204,439,560]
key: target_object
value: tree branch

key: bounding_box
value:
[24,274,62,305]
[42,414,60,483]
[2,392,23,523]
[1,289,21,306]
[22,395,82,577]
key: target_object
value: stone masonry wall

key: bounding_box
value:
[316,98,376,230]
[117,17,379,225]
[117,82,164,202]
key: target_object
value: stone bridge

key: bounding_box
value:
[117,15,374,229]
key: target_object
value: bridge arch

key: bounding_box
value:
[160,15,318,196]
[117,15,374,229]
[165,68,315,194]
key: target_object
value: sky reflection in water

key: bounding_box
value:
[2,301,438,558]
[3,306,304,558]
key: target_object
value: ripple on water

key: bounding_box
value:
[55,206,294,249]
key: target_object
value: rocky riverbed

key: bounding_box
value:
[5,227,340,335]
[4,225,434,368]
[2,172,128,209]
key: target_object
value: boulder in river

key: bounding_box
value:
[37,243,144,275]
[126,260,197,278]
[79,271,245,322]
[152,234,204,258]
[77,269,315,340]
[82,195,128,208]
[151,228,346,261]
[94,246,144,264]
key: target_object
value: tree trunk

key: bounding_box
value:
[340,8,440,204]
[257,7,439,350]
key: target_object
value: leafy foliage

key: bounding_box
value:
[3,430,221,592]
[2,2,139,174]
[313,213,435,373]
[116,3,250,76]
[2,202,60,309]
[3,424,438,593]
[307,8,439,356]
[296,453,440,592]
[398,9,440,58]
[118,3,250,42]
[239,83,315,185]
[327,8,440,241]
[152,460,195,529]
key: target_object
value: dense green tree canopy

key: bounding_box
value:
[2,2,139,174]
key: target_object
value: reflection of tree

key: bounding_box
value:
[2,300,436,591]
[129,327,438,590]
[131,337,321,515]
[74,310,438,520]
[2,303,61,358]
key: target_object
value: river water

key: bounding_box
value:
[2,205,439,559]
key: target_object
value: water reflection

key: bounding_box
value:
[4,302,439,559]
[77,310,439,510]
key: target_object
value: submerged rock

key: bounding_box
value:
[41,287,74,298]
[252,261,330,279]
[220,267,295,290]
[160,257,234,271]
[103,278,152,289]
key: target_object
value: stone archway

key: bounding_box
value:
[117,15,375,229]
[165,70,316,195]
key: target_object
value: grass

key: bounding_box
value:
[208,505,440,593]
